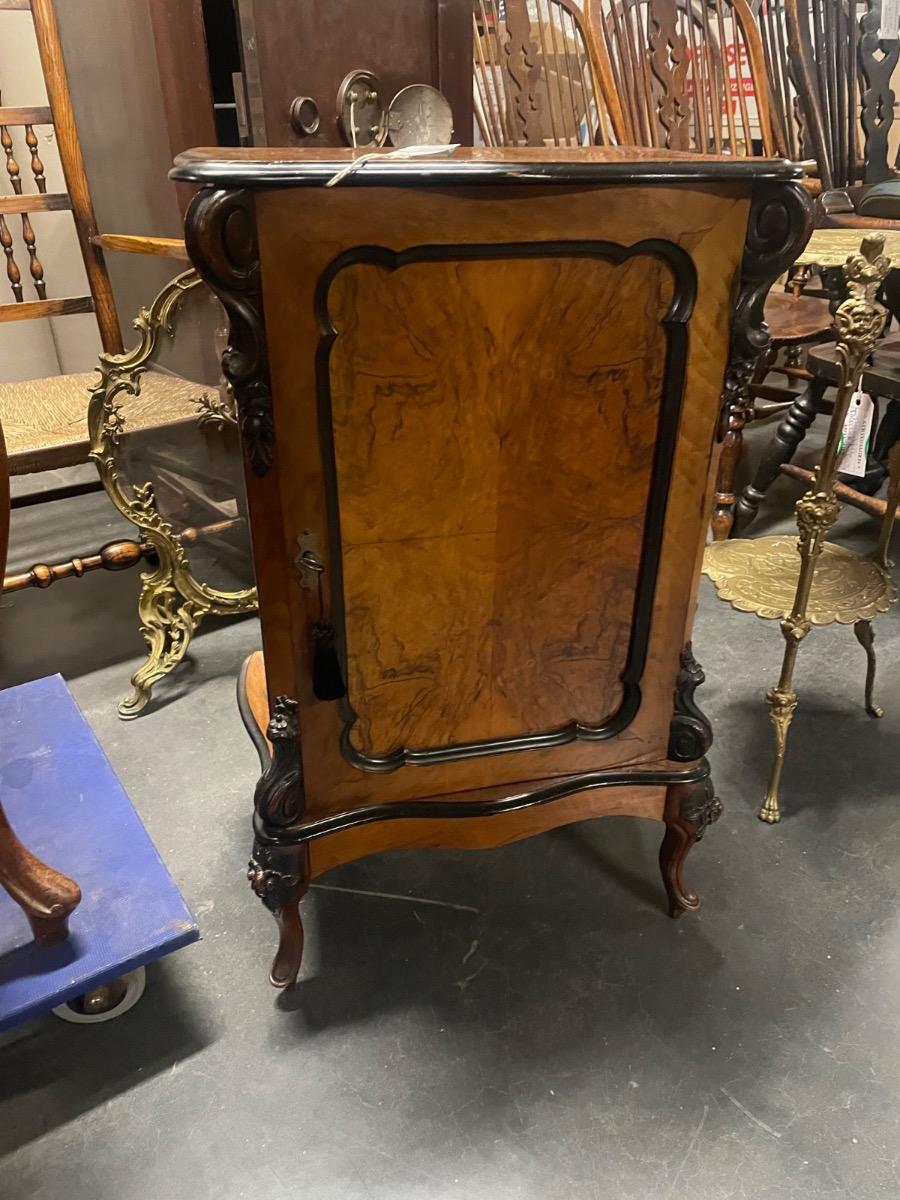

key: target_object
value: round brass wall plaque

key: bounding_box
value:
[388,84,453,148]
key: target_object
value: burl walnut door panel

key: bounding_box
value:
[254,184,751,812]
[320,247,688,768]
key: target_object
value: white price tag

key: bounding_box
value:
[837,390,875,478]
[880,0,899,40]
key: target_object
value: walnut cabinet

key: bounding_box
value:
[174,147,812,987]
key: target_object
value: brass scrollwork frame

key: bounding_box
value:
[87,269,258,719]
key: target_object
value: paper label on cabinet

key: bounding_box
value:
[880,0,899,39]
[837,390,875,478]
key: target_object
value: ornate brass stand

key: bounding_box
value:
[704,235,900,823]
[87,270,258,718]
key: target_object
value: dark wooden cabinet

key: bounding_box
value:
[175,146,812,987]
[234,0,473,147]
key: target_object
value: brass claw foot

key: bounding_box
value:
[759,682,798,826]
[659,777,722,918]
[758,794,781,824]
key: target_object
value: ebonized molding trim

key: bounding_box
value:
[172,150,802,189]
[313,239,697,773]
[254,759,711,845]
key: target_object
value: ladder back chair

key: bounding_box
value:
[0,0,198,493]
[0,0,257,719]
[472,0,621,146]
[0,0,118,351]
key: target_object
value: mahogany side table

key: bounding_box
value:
[172,147,812,987]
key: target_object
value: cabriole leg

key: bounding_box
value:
[248,840,309,989]
[854,619,883,718]
[659,777,723,918]
[0,800,81,945]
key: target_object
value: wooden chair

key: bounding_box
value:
[733,0,900,532]
[786,0,897,224]
[472,0,621,146]
[590,0,774,155]
[0,0,200,509]
[0,415,82,946]
[582,0,832,537]
[1,0,257,717]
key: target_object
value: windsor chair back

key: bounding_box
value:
[588,0,776,155]
[785,0,865,193]
[757,0,800,160]
[472,0,622,146]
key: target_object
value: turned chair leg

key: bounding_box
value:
[712,396,752,541]
[854,620,884,718]
[659,777,723,917]
[735,377,828,535]
[0,800,81,944]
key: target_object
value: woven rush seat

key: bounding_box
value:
[0,369,208,475]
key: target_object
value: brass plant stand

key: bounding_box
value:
[87,269,258,719]
[704,234,900,823]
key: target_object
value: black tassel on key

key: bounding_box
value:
[312,618,346,701]
[297,547,346,701]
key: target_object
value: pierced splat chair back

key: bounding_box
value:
[588,0,775,155]
[0,0,120,353]
[472,0,620,146]
[786,0,894,191]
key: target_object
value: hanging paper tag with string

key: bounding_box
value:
[880,0,899,39]
[837,390,875,478]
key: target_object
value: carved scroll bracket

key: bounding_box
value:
[731,180,814,367]
[184,188,274,477]
[253,695,304,828]
[668,642,713,762]
[719,180,813,469]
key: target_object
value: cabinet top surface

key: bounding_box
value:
[172,145,801,188]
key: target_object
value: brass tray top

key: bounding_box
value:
[795,227,900,269]
[703,536,896,625]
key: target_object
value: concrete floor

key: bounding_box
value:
[2,426,900,1199]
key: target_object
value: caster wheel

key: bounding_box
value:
[52,966,146,1024]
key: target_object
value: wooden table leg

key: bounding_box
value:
[0,799,81,945]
